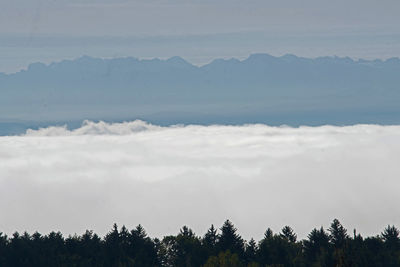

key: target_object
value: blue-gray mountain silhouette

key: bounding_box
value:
[1,54,399,134]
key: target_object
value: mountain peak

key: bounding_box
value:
[166,56,192,66]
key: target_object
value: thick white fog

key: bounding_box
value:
[1,120,399,240]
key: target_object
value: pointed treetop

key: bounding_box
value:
[264,228,273,239]
[280,226,297,243]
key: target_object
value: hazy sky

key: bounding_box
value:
[1,0,400,72]
[2,0,400,36]
[1,121,399,239]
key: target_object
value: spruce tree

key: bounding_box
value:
[280,226,297,243]
[328,219,348,248]
[217,220,245,258]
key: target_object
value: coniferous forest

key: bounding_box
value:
[1,219,399,267]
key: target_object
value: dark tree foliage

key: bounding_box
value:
[258,228,303,267]
[128,225,159,266]
[0,219,399,267]
[328,219,349,248]
[203,224,218,256]
[217,220,245,259]
[244,238,258,265]
[203,250,243,267]
[327,219,350,266]
[280,226,297,243]
[303,227,333,266]
[382,225,400,246]
[264,228,274,239]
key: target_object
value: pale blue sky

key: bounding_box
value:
[1,0,400,72]
[2,0,399,36]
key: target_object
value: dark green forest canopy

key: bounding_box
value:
[1,219,399,267]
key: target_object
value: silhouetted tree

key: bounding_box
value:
[0,232,8,266]
[77,230,103,266]
[381,225,400,266]
[104,223,123,266]
[280,226,297,243]
[328,219,348,248]
[244,238,258,264]
[382,225,400,246]
[128,224,159,266]
[203,224,218,256]
[258,227,302,267]
[328,219,350,266]
[174,226,205,267]
[0,220,399,266]
[303,227,333,266]
[217,220,245,259]
[264,228,273,239]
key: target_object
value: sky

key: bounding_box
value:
[1,121,399,239]
[2,0,399,36]
[1,0,400,72]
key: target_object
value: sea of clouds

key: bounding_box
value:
[1,120,399,239]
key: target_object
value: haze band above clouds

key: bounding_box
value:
[1,120,399,239]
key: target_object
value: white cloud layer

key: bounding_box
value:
[1,120,400,239]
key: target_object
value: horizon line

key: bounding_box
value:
[3,53,400,75]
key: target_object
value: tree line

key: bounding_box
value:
[0,219,399,266]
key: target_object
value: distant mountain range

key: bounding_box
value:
[1,54,399,134]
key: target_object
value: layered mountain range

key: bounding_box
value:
[1,54,399,134]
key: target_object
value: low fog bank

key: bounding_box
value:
[1,121,399,239]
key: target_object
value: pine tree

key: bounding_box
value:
[264,228,273,239]
[381,225,399,246]
[129,224,159,266]
[104,223,122,265]
[303,227,332,266]
[328,219,348,248]
[217,220,245,258]
[280,226,297,243]
[244,238,257,264]
[203,224,218,255]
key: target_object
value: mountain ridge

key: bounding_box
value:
[1,53,399,134]
[4,53,400,76]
